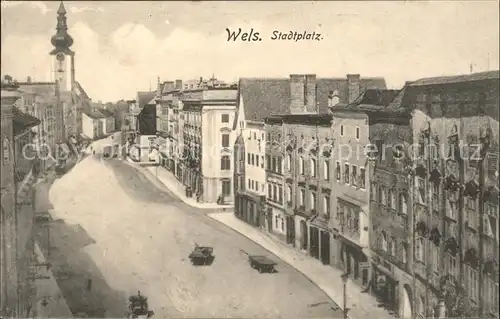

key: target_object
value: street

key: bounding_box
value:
[40,136,341,318]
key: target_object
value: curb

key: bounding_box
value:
[121,159,234,212]
[206,213,347,315]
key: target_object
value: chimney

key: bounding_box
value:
[305,74,317,113]
[26,76,32,83]
[175,79,183,90]
[290,74,305,114]
[347,74,361,104]
[164,81,175,92]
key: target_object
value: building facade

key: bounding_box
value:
[405,71,499,319]
[178,88,237,203]
[1,78,41,318]
[233,78,290,227]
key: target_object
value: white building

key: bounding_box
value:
[233,78,291,226]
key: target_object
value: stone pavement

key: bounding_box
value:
[208,212,398,319]
[124,157,233,211]
[33,243,73,319]
[33,170,73,318]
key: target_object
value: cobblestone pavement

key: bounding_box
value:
[43,145,342,318]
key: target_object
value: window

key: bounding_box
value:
[336,161,341,181]
[402,245,407,264]
[221,114,229,123]
[268,184,272,198]
[251,154,255,165]
[344,164,350,184]
[399,194,408,215]
[281,218,285,231]
[389,189,396,209]
[323,160,330,180]
[467,266,479,301]
[272,185,277,201]
[299,188,305,206]
[2,138,10,162]
[431,245,439,272]
[277,157,282,174]
[256,155,259,167]
[416,237,425,262]
[355,126,360,140]
[359,168,366,189]
[380,187,387,205]
[222,179,231,195]
[389,236,396,256]
[220,156,231,170]
[286,153,291,171]
[323,196,331,217]
[381,232,388,252]
[340,125,344,136]
[272,157,277,172]
[448,254,457,276]
[255,181,259,191]
[310,158,316,177]
[222,134,230,147]
[247,153,251,165]
[286,185,292,202]
[261,156,264,168]
[351,165,358,187]
[432,182,439,211]
[266,155,270,170]
[253,132,256,139]
[251,180,254,190]
[299,157,304,175]
[310,192,317,210]
[248,179,251,189]
[416,177,426,204]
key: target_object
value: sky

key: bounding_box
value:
[1,1,499,103]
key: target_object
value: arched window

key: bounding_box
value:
[286,153,292,171]
[399,194,408,215]
[299,157,304,175]
[381,231,388,252]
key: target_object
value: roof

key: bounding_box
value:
[409,70,499,87]
[99,108,114,117]
[74,81,90,99]
[13,106,40,136]
[266,113,333,126]
[18,82,56,96]
[82,109,107,120]
[137,91,156,109]
[336,89,402,113]
[236,76,387,127]
[237,78,291,124]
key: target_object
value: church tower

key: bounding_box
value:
[50,1,75,92]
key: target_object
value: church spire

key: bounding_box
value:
[50,1,73,55]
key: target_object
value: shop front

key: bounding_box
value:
[339,236,369,286]
[237,192,264,227]
[309,214,331,265]
[371,255,399,314]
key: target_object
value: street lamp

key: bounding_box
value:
[341,272,349,319]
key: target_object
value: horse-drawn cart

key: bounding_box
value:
[189,245,214,266]
[248,255,277,273]
[128,291,154,319]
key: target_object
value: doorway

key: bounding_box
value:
[310,227,320,259]
[286,216,295,245]
[300,221,308,250]
[320,230,330,265]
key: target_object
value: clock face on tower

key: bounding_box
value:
[56,53,65,61]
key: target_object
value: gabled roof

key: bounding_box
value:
[13,106,40,136]
[237,78,291,125]
[409,70,499,86]
[82,109,107,120]
[235,76,387,128]
[137,91,156,109]
[98,108,114,117]
[74,81,90,99]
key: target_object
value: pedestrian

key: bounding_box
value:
[87,278,92,291]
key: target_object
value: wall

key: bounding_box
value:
[82,114,95,139]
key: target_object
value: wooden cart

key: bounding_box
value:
[189,246,214,266]
[248,255,277,273]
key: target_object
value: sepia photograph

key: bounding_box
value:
[1,1,499,318]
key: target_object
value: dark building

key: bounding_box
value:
[137,104,157,135]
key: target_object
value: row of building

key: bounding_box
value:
[0,2,109,316]
[128,71,499,319]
